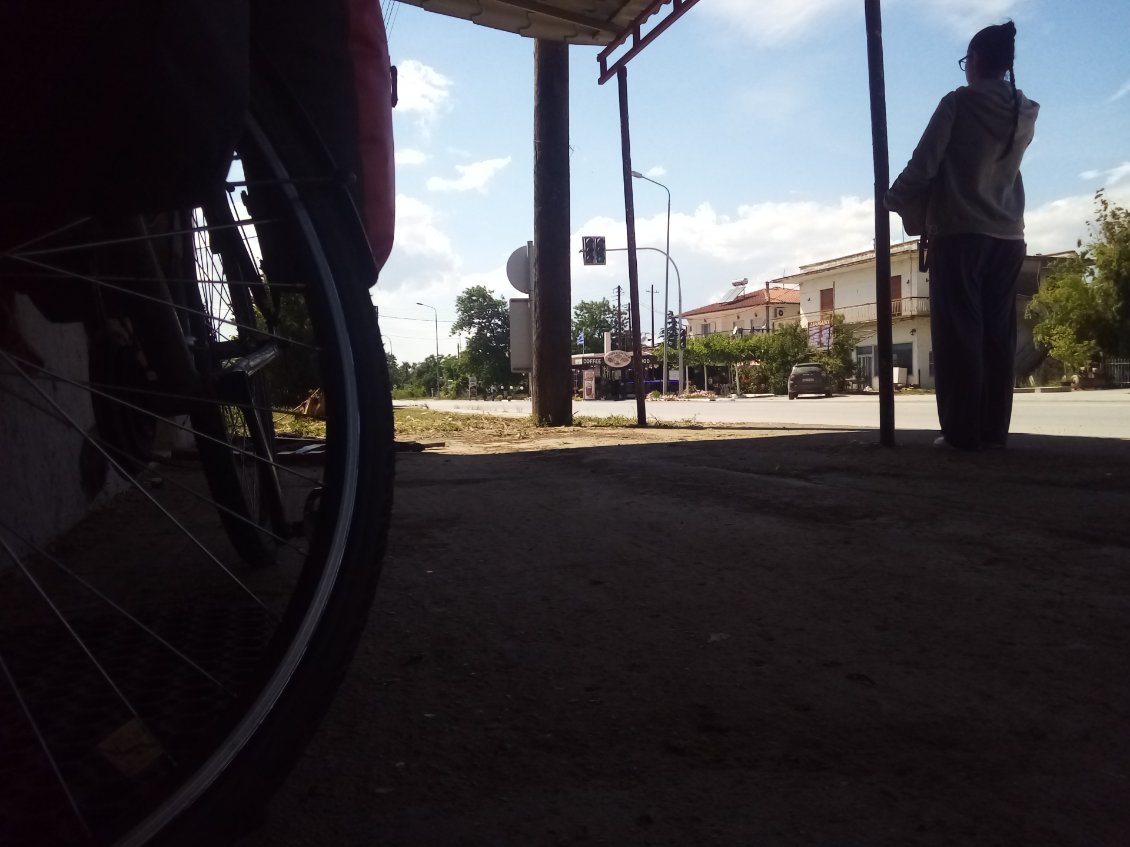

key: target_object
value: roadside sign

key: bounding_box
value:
[506,241,533,293]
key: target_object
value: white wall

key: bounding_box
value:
[0,295,110,559]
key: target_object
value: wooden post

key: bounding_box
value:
[532,39,572,426]
[865,0,895,446]
[617,67,647,426]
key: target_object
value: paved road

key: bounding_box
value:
[400,389,1130,440]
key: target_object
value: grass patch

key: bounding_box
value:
[573,415,704,430]
[273,412,327,439]
[395,407,537,440]
[279,406,722,444]
[277,407,714,442]
[393,407,708,440]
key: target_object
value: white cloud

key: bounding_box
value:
[426,157,512,193]
[395,59,453,135]
[914,0,1029,31]
[395,148,428,166]
[1110,79,1130,102]
[700,0,855,46]
[568,184,1130,315]
[644,166,667,179]
[1080,162,1130,187]
[1026,185,1130,254]
[702,0,1027,45]
[392,194,456,261]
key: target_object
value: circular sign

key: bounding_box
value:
[604,350,632,368]
[506,244,531,294]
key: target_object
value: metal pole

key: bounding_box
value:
[617,67,647,426]
[416,301,440,397]
[648,285,656,348]
[606,246,681,396]
[677,266,684,396]
[632,171,671,394]
[865,0,895,446]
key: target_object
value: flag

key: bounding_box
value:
[577,333,585,345]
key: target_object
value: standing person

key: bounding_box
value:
[887,21,1039,450]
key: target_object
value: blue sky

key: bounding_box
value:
[374,0,1130,364]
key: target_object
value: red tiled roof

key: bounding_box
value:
[682,287,800,318]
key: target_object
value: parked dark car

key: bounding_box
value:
[788,362,834,399]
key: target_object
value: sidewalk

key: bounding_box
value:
[240,426,1130,847]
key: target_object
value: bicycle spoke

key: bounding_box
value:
[0,533,166,765]
[1,269,306,292]
[11,219,277,260]
[2,351,324,490]
[4,251,318,353]
[0,349,276,618]
[0,518,240,699]
[0,651,92,838]
[5,216,94,254]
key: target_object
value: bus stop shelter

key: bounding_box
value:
[396,0,898,444]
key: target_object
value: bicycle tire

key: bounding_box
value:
[0,82,394,847]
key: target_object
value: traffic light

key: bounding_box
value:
[581,235,606,266]
[679,327,687,348]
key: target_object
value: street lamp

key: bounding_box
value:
[416,301,441,397]
[631,170,680,395]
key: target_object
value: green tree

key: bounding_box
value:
[660,311,681,347]
[1027,192,1130,368]
[451,286,512,388]
[411,354,448,396]
[1088,191,1130,355]
[386,352,403,388]
[571,299,614,353]
[760,323,811,394]
[266,293,317,407]
[811,313,858,387]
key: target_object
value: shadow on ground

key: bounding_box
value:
[239,429,1130,847]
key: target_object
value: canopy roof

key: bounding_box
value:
[395,0,662,46]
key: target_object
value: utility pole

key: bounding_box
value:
[765,280,771,333]
[615,285,623,349]
[531,39,572,425]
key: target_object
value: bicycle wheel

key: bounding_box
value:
[0,95,393,846]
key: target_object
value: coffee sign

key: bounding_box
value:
[603,350,632,368]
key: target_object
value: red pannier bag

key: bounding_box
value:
[251,0,396,281]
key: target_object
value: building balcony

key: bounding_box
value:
[809,296,929,326]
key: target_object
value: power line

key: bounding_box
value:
[380,332,446,341]
[377,313,456,323]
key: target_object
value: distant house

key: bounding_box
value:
[780,240,1069,389]
[678,242,1068,391]
[681,284,801,338]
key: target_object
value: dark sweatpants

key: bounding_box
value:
[929,233,1026,449]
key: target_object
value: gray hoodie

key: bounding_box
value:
[886,78,1039,240]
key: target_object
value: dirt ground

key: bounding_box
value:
[238,421,1130,847]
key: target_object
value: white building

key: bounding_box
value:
[788,240,929,387]
[680,284,801,338]
[782,240,1067,389]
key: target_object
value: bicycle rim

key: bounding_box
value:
[0,113,391,845]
